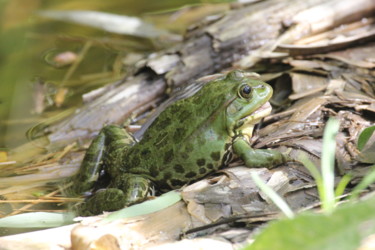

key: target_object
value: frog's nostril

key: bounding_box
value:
[254,84,265,89]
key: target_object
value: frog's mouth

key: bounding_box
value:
[249,101,272,121]
[239,101,272,138]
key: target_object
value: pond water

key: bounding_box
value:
[0,0,222,150]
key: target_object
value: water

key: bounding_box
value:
[0,0,206,150]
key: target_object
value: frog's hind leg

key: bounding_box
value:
[77,174,152,216]
[68,125,136,195]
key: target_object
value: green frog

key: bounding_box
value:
[69,70,290,215]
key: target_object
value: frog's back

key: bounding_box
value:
[122,77,234,189]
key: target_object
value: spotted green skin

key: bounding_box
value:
[70,71,289,215]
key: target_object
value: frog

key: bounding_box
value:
[68,70,290,215]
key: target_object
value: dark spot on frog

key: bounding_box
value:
[163,171,172,180]
[130,156,140,166]
[142,133,151,141]
[184,171,197,178]
[185,143,194,153]
[130,148,139,156]
[210,151,221,161]
[206,163,214,169]
[163,149,174,164]
[174,128,186,142]
[199,168,207,175]
[141,149,151,157]
[156,117,171,129]
[149,166,158,177]
[174,164,185,173]
[181,152,189,159]
[237,120,244,127]
[170,179,185,188]
[178,110,192,122]
[196,158,206,166]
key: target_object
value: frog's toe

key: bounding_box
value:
[77,188,127,215]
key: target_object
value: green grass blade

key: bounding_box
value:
[298,154,322,184]
[349,165,375,200]
[298,154,325,203]
[251,172,294,219]
[105,190,181,221]
[334,174,352,198]
[321,118,340,213]
[0,212,75,228]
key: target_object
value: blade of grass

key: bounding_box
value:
[349,165,375,200]
[251,172,294,219]
[321,118,340,213]
[0,212,75,228]
[105,190,181,221]
[334,174,352,198]
[298,154,324,202]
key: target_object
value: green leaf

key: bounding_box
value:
[105,191,181,221]
[357,126,375,151]
[0,212,75,228]
[245,195,375,250]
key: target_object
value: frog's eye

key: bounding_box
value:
[238,84,253,99]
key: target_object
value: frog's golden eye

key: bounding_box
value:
[239,84,253,99]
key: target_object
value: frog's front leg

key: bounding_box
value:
[76,174,151,216]
[233,136,290,168]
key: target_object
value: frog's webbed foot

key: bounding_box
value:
[233,136,291,168]
[66,125,136,196]
[75,188,126,216]
[76,174,152,216]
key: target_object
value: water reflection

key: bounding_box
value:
[0,0,202,149]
